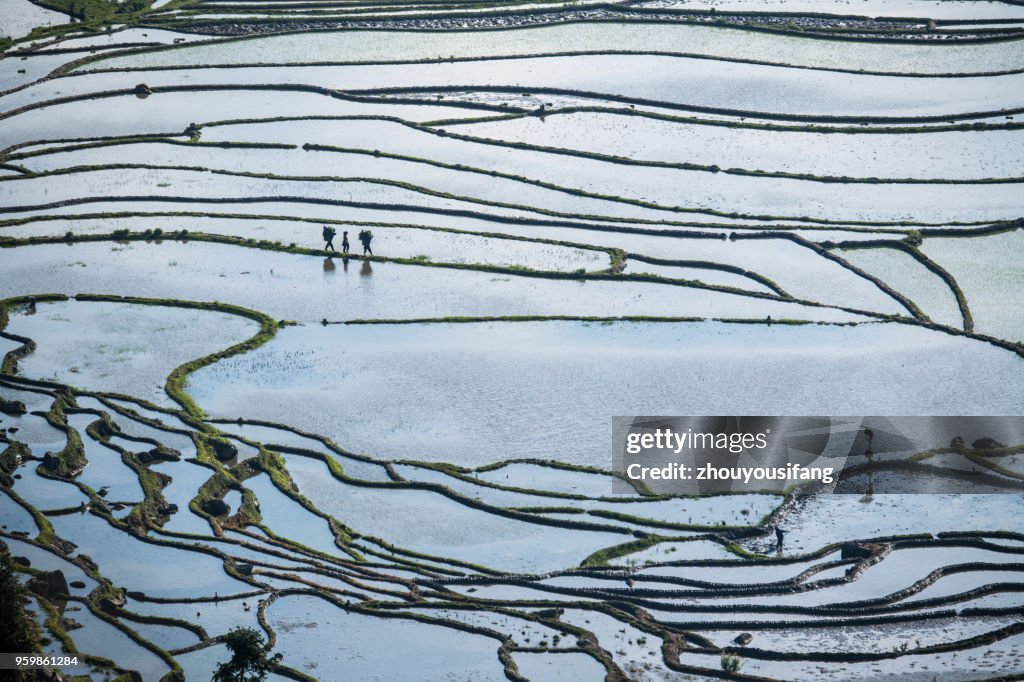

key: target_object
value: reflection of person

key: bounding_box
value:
[860,473,874,504]
[342,230,350,254]
[322,225,336,252]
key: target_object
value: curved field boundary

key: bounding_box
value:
[7,80,1024,132]
[6,232,1022,357]
[66,45,1024,81]
[833,238,980,332]
[15,124,1021,189]
[137,8,1024,45]
[0,158,1006,228]
[0,292,280,418]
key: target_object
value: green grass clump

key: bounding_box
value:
[580,535,663,567]
[721,652,743,673]
[39,398,87,479]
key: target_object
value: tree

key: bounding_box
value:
[0,552,41,682]
[212,627,271,682]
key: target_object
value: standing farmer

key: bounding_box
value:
[358,229,373,256]
[322,225,337,252]
[342,230,350,254]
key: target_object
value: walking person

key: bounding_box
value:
[322,225,337,252]
[358,229,373,256]
[342,230,350,254]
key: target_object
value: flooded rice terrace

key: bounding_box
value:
[1,0,1023,679]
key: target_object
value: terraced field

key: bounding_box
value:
[2,0,1023,680]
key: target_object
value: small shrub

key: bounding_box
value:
[721,653,742,673]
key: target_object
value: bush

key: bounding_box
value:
[721,652,742,673]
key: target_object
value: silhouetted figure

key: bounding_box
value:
[342,230,350,254]
[864,427,874,462]
[775,527,786,554]
[26,296,37,315]
[358,229,373,256]
[322,225,337,252]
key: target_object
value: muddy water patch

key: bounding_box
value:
[559,609,669,678]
